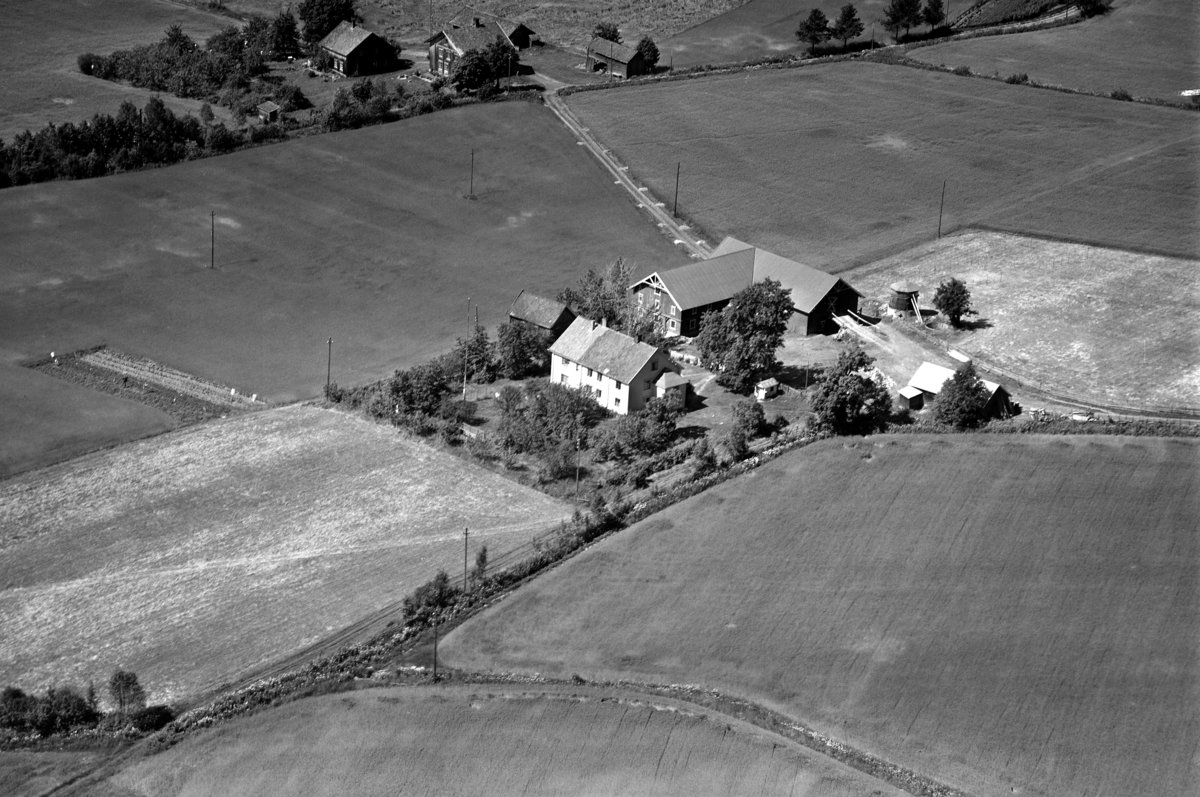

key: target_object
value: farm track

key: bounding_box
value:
[81,348,263,408]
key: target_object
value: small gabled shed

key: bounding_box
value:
[585,38,648,78]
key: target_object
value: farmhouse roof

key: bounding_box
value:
[908,362,1002,397]
[320,21,376,56]
[257,101,280,113]
[428,24,504,54]
[508,290,572,329]
[711,237,860,314]
[659,371,689,389]
[448,6,533,39]
[549,318,660,385]
[587,37,639,64]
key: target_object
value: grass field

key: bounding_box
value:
[0,749,109,797]
[846,230,1200,409]
[0,100,689,476]
[662,0,890,68]
[0,0,236,142]
[913,0,1200,102]
[444,435,1200,797]
[566,61,1199,271]
[0,405,571,705]
[98,684,908,796]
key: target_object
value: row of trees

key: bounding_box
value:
[592,22,661,70]
[1,670,172,739]
[797,0,946,53]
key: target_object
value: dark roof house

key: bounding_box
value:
[427,8,537,77]
[508,290,576,338]
[584,37,648,78]
[448,7,537,48]
[319,22,397,77]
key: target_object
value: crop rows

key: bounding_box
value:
[82,348,262,408]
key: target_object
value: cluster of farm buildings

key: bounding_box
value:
[510,236,1009,417]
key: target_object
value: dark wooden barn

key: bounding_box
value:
[584,38,648,79]
[508,290,576,340]
[319,22,397,77]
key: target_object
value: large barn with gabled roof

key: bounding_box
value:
[629,237,861,337]
[319,22,396,77]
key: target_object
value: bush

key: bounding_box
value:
[78,53,104,75]
[731,398,767,439]
[1110,87,1132,101]
[131,704,175,732]
[951,65,972,76]
[1005,72,1029,84]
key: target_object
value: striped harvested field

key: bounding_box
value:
[0,405,570,705]
[98,685,908,797]
[444,435,1200,797]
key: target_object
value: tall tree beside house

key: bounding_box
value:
[455,323,497,384]
[593,22,622,43]
[923,0,947,31]
[635,36,660,69]
[695,278,793,394]
[270,9,302,57]
[450,49,492,91]
[809,345,892,435]
[496,321,552,379]
[830,4,865,49]
[483,36,520,84]
[298,0,358,45]
[796,9,832,55]
[883,0,923,40]
[932,277,976,327]
[557,258,634,332]
[934,362,991,429]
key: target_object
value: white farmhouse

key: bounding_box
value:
[548,317,680,415]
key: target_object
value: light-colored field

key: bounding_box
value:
[0,0,235,141]
[0,405,570,705]
[0,100,689,475]
[914,0,1200,102]
[99,684,908,797]
[0,750,106,797]
[846,230,1200,409]
[565,61,1200,270]
[445,435,1200,797]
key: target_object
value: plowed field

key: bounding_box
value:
[444,435,1200,797]
[98,685,908,797]
[0,405,570,705]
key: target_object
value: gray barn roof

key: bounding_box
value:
[549,318,660,385]
[448,7,533,40]
[636,249,756,312]
[587,37,639,64]
[508,290,573,329]
[711,237,861,314]
[320,21,377,57]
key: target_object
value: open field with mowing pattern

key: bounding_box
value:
[0,100,689,476]
[445,435,1200,797]
[846,230,1200,409]
[565,61,1200,270]
[0,405,570,705]
[913,0,1200,103]
[0,0,235,142]
[97,684,908,797]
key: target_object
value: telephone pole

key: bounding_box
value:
[462,298,470,399]
[326,337,332,392]
[937,180,947,238]
[463,527,469,592]
[432,620,438,680]
[210,210,215,269]
[673,162,681,216]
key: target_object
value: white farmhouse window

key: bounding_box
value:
[670,305,676,316]
[587,368,593,378]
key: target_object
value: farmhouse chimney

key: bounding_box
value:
[601,317,607,328]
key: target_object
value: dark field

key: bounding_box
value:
[98,685,908,797]
[565,61,1200,270]
[914,0,1200,102]
[0,0,234,141]
[445,435,1200,797]
[0,101,689,476]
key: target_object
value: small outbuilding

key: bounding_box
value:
[585,38,648,79]
[256,101,280,123]
[319,21,397,77]
[508,290,576,340]
[887,281,921,319]
[907,362,1012,418]
[656,370,691,405]
[755,377,782,401]
[897,385,925,411]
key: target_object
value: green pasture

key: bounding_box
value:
[663,0,890,68]
[444,435,1200,797]
[96,685,905,797]
[0,101,689,474]
[565,61,1200,270]
[913,0,1200,102]
[0,0,235,142]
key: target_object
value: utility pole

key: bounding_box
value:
[574,413,582,503]
[466,147,475,199]
[673,162,681,216]
[462,297,470,399]
[326,337,332,392]
[463,527,469,592]
[937,180,947,238]
[432,620,438,680]
[210,210,215,269]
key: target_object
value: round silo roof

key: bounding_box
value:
[890,280,920,294]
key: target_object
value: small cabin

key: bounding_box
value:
[755,377,782,401]
[257,101,280,123]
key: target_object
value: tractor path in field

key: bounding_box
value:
[545,91,712,259]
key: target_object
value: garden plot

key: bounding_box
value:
[0,405,571,705]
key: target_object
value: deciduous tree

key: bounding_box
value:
[298,0,357,45]
[923,0,946,31]
[731,397,767,439]
[484,36,520,84]
[557,257,639,333]
[593,22,621,43]
[934,362,991,428]
[108,670,146,715]
[695,278,793,394]
[883,0,923,40]
[932,277,975,327]
[809,345,892,435]
[450,49,492,91]
[635,36,660,69]
[796,9,832,54]
[496,321,551,379]
[270,9,302,57]
[830,4,865,49]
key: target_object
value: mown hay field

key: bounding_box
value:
[565,61,1200,270]
[98,684,908,797]
[913,0,1200,103]
[0,405,571,705]
[0,100,689,475]
[0,0,234,141]
[847,230,1200,409]
[444,435,1200,797]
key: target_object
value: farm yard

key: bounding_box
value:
[0,404,571,705]
[97,684,908,797]
[0,100,689,476]
[847,231,1200,410]
[564,61,1200,270]
[0,0,234,142]
[443,435,1200,797]
[913,0,1200,103]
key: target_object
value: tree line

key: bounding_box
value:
[796,0,948,54]
[1,669,173,740]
